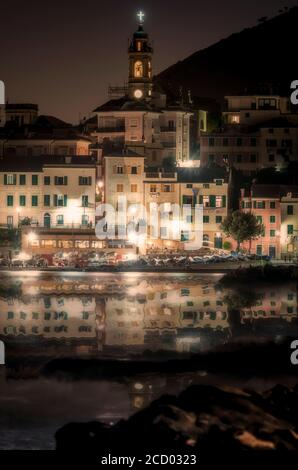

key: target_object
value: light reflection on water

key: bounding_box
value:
[0,272,297,449]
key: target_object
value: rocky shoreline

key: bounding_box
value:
[56,383,298,454]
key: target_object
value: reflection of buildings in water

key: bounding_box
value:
[1,275,296,358]
[104,281,229,352]
[0,294,98,340]
[0,276,230,355]
[239,284,298,323]
[104,296,145,347]
[144,283,229,353]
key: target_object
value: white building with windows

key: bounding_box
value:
[0,155,101,256]
[0,155,96,230]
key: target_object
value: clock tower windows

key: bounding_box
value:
[134,61,143,78]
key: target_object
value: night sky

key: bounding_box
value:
[0,0,296,123]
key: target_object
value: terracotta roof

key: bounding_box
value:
[177,167,229,183]
[0,155,96,171]
[243,184,298,198]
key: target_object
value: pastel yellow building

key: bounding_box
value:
[0,155,99,256]
[104,150,229,252]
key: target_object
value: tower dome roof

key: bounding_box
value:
[133,25,148,39]
[128,25,153,53]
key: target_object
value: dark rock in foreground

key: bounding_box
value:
[56,384,298,453]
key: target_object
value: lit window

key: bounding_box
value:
[231,115,240,124]
[203,196,210,207]
[117,184,124,192]
[134,61,143,78]
[5,174,16,185]
[131,184,138,193]
[40,240,55,248]
[216,196,222,208]
[75,240,90,249]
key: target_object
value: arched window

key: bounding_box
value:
[134,61,143,78]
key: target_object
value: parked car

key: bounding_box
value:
[11,259,23,268]
[0,258,9,267]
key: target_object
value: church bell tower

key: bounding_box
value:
[128,11,153,100]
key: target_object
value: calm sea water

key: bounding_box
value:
[0,271,297,449]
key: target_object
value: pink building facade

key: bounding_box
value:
[240,185,281,258]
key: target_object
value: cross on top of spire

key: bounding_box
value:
[137,10,145,24]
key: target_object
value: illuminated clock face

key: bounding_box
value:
[134,89,143,99]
